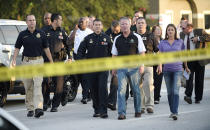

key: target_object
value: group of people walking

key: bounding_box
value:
[11,10,209,121]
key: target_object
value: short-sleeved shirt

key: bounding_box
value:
[111,32,146,56]
[15,28,48,57]
[158,39,185,72]
[73,28,93,54]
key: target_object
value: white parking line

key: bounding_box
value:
[126,109,204,122]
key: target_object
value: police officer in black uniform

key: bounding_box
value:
[41,12,52,112]
[42,13,71,112]
[77,19,112,118]
[12,14,53,118]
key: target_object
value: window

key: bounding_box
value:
[204,14,210,29]
[17,25,27,32]
[0,29,6,44]
[182,14,189,21]
[0,25,19,45]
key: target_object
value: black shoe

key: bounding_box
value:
[27,111,34,117]
[50,107,58,112]
[61,92,68,106]
[107,103,116,111]
[195,100,200,104]
[43,100,51,111]
[154,100,159,104]
[93,113,101,117]
[87,97,91,102]
[135,112,141,118]
[100,113,108,118]
[43,104,51,111]
[184,96,192,104]
[61,99,68,106]
[34,109,44,118]
[147,108,154,113]
[172,114,178,120]
[81,98,88,104]
[118,115,126,120]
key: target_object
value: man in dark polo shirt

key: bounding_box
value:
[11,14,53,118]
[112,17,146,120]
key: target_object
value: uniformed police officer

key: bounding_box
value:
[11,14,53,118]
[112,17,146,120]
[136,17,159,114]
[77,19,112,118]
[41,12,52,113]
[42,13,70,112]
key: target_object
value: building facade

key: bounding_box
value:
[146,0,210,35]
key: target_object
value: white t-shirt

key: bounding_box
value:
[73,28,93,54]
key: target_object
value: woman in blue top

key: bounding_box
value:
[157,24,190,120]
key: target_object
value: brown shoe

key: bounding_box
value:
[118,115,126,120]
[147,108,154,113]
[135,112,141,118]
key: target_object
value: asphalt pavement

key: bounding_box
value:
[3,65,210,130]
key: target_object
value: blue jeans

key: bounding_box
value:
[163,71,182,114]
[117,68,141,116]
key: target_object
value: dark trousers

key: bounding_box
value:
[108,75,118,106]
[42,78,51,105]
[80,74,91,99]
[185,61,205,101]
[51,76,63,108]
[87,71,109,114]
[153,66,163,101]
[74,53,90,99]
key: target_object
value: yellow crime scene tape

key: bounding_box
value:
[0,46,210,82]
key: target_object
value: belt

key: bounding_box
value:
[23,56,43,61]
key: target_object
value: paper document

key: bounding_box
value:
[183,70,190,80]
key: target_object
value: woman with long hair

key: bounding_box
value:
[157,24,190,120]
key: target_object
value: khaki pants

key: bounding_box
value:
[22,57,44,111]
[140,67,154,109]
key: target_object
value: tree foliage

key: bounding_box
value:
[0,0,148,32]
